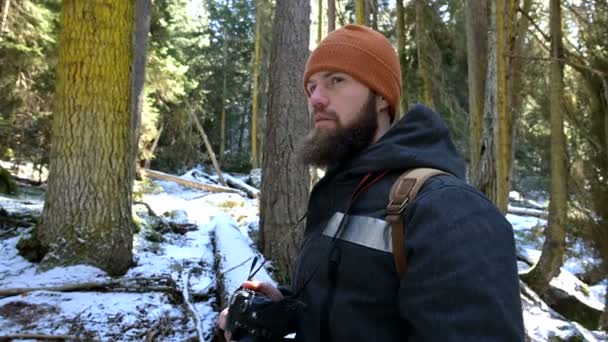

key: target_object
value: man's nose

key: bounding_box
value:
[309,87,329,110]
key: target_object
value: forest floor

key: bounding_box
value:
[0,165,606,341]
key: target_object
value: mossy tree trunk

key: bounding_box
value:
[356,0,364,25]
[38,0,150,276]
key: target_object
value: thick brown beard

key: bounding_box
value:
[296,94,377,168]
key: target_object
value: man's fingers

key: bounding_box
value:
[243,280,283,301]
[218,308,228,330]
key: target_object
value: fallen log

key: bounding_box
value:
[0,333,78,341]
[0,276,182,303]
[507,207,548,219]
[142,169,246,198]
[223,174,259,199]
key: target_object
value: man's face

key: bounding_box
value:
[297,71,378,168]
[305,71,373,130]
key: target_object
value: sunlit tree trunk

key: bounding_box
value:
[396,0,407,116]
[465,0,488,184]
[38,0,150,276]
[259,0,310,283]
[356,0,364,25]
[327,0,335,32]
[251,0,262,169]
[520,0,567,296]
[416,0,433,107]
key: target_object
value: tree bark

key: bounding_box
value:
[465,0,488,184]
[317,0,323,43]
[251,0,262,169]
[494,0,513,213]
[479,30,498,204]
[371,0,378,30]
[220,19,229,166]
[356,0,365,25]
[477,0,514,213]
[38,0,149,276]
[259,0,310,283]
[416,0,434,108]
[520,0,567,296]
[327,0,335,33]
[396,0,407,116]
[131,0,152,178]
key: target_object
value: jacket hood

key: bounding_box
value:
[337,104,466,179]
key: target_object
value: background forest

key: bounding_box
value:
[0,0,607,338]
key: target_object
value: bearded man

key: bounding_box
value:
[219,24,525,342]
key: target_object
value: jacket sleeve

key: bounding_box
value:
[398,183,525,341]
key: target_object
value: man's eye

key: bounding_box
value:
[308,85,316,93]
[331,77,344,84]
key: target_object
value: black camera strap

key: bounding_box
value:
[245,213,308,282]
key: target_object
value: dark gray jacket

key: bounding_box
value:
[289,104,525,341]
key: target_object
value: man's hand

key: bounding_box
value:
[242,280,284,301]
[216,280,284,341]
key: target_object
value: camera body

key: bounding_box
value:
[226,288,300,341]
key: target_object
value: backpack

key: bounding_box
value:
[386,168,449,279]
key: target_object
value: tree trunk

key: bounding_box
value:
[396,0,407,116]
[238,105,246,155]
[0,0,9,35]
[131,0,152,178]
[251,0,262,169]
[465,0,488,183]
[520,0,567,296]
[477,0,513,213]
[356,0,364,25]
[371,0,378,30]
[39,0,149,276]
[317,0,323,43]
[220,22,228,166]
[327,0,335,33]
[478,31,498,204]
[494,0,513,213]
[259,0,310,283]
[416,0,434,107]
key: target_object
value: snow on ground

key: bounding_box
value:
[0,170,267,340]
[0,168,606,341]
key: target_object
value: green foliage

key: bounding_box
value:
[0,0,59,166]
[0,167,16,194]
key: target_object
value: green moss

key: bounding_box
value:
[0,168,17,194]
[16,231,47,262]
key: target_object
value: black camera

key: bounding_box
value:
[226,288,302,342]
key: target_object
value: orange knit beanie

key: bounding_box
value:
[303,24,402,122]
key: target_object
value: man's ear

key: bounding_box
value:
[375,95,389,114]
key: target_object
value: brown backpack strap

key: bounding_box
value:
[386,168,448,279]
